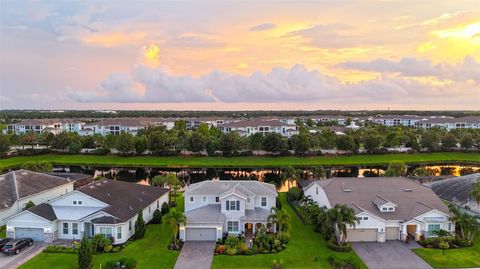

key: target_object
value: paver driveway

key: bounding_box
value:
[174,241,216,269]
[0,242,46,269]
[352,241,432,269]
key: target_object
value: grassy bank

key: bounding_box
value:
[1,152,479,170]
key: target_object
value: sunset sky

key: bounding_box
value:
[1,0,479,110]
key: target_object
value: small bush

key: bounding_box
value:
[225,236,240,249]
[238,242,248,254]
[327,238,352,252]
[104,257,137,269]
[272,259,284,269]
[328,255,361,269]
[151,209,162,224]
[44,245,76,254]
[91,234,111,254]
[286,187,302,201]
[161,202,170,216]
[215,245,225,254]
[226,246,238,256]
[103,244,113,253]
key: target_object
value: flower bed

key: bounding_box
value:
[418,236,473,249]
[215,229,290,256]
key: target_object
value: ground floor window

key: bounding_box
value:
[62,223,69,234]
[427,224,441,236]
[117,227,122,240]
[227,221,239,232]
[99,227,113,238]
[72,223,79,235]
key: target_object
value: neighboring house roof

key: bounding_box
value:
[320,177,450,221]
[78,179,169,222]
[186,205,226,223]
[298,179,333,190]
[27,203,57,221]
[0,170,72,210]
[185,180,277,197]
[372,196,394,207]
[48,173,91,181]
[430,173,480,209]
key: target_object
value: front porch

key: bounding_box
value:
[242,221,275,248]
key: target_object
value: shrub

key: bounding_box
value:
[44,245,76,254]
[104,257,137,269]
[272,259,284,269]
[161,202,170,216]
[438,241,449,250]
[103,244,113,253]
[238,242,248,254]
[24,200,35,209]
[276,196,283,210]
[453,237,473,247]
[327,238,352,252]
[111,246,122,253]
[286,187,302,201]
[215,245,226,254]
[151,209,162,224]
[91,234,111,254]
[225,246,238,256]
[244,249,254,255]
[225,236,240,249]
[134,210,146,240]
[78,237,93,269]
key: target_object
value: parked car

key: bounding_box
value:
[2,238,33,255]
[0,238,13,250]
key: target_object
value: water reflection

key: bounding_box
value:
[52,163,480,191]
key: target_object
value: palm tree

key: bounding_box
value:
[328,204,359,244]
[470,178,480,205]
[281,166,298,190]
[162,208,186,248]
[448,204,479,241]
[299,195,317,207]
[152,174,180,203]
[267,207,291,237]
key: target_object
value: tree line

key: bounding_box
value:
[1,121,479,157]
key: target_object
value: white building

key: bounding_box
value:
[299,177,453,242]
[0,170,76,226]
[369,115,424,127]
[180,180,278,241]
[220,120,298,137]
[5,179,168,244]
[82,118,175,136]
[415,116,480,130]
[4,119,85,135]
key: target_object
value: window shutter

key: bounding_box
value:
[236,200,240,211]
[226,200,229,211]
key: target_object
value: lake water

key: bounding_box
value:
[52,163,480,191]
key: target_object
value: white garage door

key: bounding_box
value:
[15,228,44,241]
[185,228,216,241]
[386,227,400,240]
[347,228,377,242]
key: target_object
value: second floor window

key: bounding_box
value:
[189,196,194,203]
[226,200,240,211]
[261,197,267,207]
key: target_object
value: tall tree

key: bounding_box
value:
[267,207,291,237]
[327,204,358,244]
[187,132,207,152]
[77,236,93,269]
[152,174,180,203]
[281,166,298,190]
[162,208,186,248]
[263,133,287,152]
[134,210,146,240]
[114,133,135,154]
[384,161,407,177]
[448,204,479,241]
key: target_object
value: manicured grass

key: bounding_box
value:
[211,194,367,269]
[19,195,185,269]
[1,152,479,170]
[413,237,480,268]
[0,225,6,238]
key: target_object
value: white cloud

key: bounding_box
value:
[68,63,476,104]
[337,56,480,83]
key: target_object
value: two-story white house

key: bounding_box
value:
[5,179,168,244]
[219,120,298,138]
[299,177,453,242]
[0,170,76,226]
[180,180,278,241]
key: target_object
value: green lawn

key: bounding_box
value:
[413,237,480,268]
[0,225,6,238]
[19,195,185,269]
[1,152,478,170]
[211,194,367,269]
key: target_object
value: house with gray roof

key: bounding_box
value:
[219,120,298,137]
[180,180,278,241]
[0,170,75,226]
[430,173,480,216]
[5,179,168,244]
[299,177,453,242]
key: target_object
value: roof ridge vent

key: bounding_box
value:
[129,206,133,210]
[107,193,111,197]
[403,188,413,192]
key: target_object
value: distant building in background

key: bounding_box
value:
[4,119,85,135]
[81,118,175,136]
[184,117,238,130]
[220,120,298,137]
[369,115,424,127]
[415,116,480,130]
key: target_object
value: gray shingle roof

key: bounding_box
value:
[78,179,169,222]
[186,180,277,197]
[321,177,450,221]
[298,179,333,189]
[241,208,271,221]
[186,205,225,223]
[430,173,480,206]
[91,216,122,224]
[27,203,57,221]
[0,170,72,210]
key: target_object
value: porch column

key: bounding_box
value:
[401,224,407,240]
[415,225,421,241]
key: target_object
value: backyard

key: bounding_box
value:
[18,195,185,269]
[1,152,479,170]
[211,194,367,269]
[413,236,480,268]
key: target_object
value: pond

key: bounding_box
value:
[51,163,480,191]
